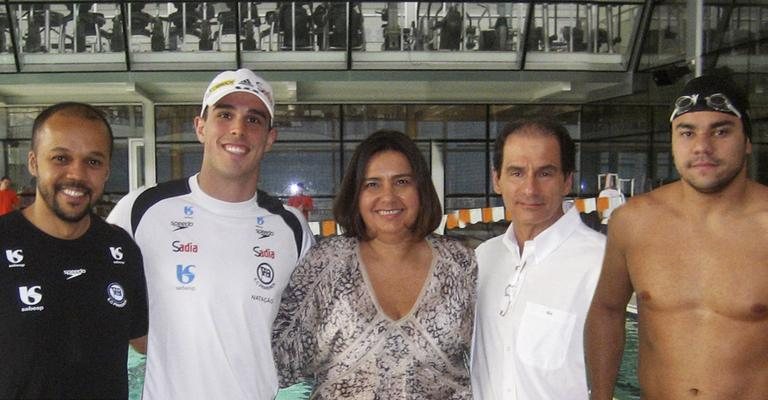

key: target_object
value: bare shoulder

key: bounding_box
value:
[609,183,680,229]
[746,181,768,209]
[745,181,768,222]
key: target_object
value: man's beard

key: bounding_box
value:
[38,180,94,223]
[680,156,745,194]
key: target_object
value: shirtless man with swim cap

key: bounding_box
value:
[585,74,768,399]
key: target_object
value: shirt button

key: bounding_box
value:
[506,345,512,352]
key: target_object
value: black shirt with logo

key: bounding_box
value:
[0,211,148,399]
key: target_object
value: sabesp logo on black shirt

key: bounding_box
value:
[18,285,44,312]
[110,246,125,265]
[6,249,25,267]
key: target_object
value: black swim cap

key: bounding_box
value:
[670,75,752,140]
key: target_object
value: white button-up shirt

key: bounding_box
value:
[471,206,606,400]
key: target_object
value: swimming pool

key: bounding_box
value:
[127,315,641,399]
[615,314,641,400]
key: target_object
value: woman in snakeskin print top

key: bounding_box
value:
[273,130,477,399]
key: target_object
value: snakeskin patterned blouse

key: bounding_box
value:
[272,234,477,399]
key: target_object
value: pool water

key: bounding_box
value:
[615,315,641,400]
[127,315,641,399]
[126,350,144,400]
[128,346,146,400]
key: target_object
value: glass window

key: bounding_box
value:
[652,105,671,143]
[579,141,650,196]
[239,2,349,69]
[0,9,14,72]
[275,105,340,141]
[106,139,130,194]
[488,194,503,208]
[128,2,236,71]
[306,197,334,222]
[751,106,767,144]
[10,2,126,72]
[651,143,677,188]
[345,104,487,141]
[155,142,203,182]
[106,105,145,138]
[343,104,407,140]
[581,105,650,140]
[261,141,341,198]
[156,2,227,52]
[706,4,768,73]
[233,1,361,53]
[445,196,487,213]
[411,105,486,140]
[262,141,340,221]
[746,103,765,185]
[639,2,688,70]
[444,141,487,196]
[6,107,40,139]
[353,2,527,70]
[750,144,767,185]
[156,105,198,142]
[526,2,643,71]
[1,140,33,198]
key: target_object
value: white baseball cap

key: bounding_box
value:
[200,68,275,121]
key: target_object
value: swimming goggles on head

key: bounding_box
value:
[669,93,742,123]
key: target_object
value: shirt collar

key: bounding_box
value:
[189,174,259,215]
[501,203,581,264]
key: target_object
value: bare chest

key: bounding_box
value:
[626,220,768,321]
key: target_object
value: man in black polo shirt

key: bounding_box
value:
[0,102,148,399]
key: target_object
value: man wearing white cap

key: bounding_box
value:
[108,69,315,400]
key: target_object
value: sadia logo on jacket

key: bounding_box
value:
[172,241,199,253]
[253,246,275,259]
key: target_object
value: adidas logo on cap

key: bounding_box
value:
[201,69,275,120]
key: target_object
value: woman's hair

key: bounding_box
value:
[333,129,442,241]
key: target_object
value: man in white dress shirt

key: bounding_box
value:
[472,118,606,400]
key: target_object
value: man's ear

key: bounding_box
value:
[194,116,206,144]
[27,150,38,177]
[264,127,278,152]
[491,168,501,195]
[563,172,574,196]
